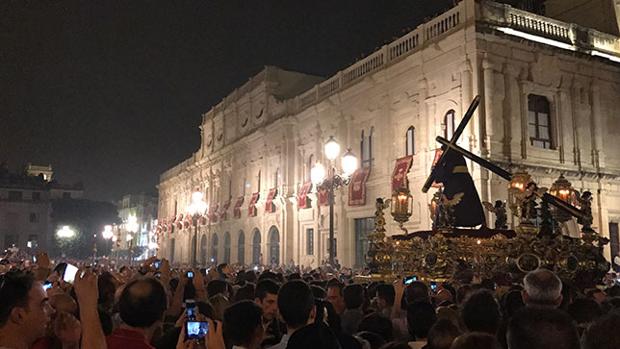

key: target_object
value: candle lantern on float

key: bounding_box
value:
[549,174,576,223]
[391,187,413,231]
[507,170,532,218]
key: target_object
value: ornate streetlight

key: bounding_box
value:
[390,187,414,231]
[311,137,358,265]
[549,174,576,223]
[187,191,208,267]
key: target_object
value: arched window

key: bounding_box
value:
[444,110,455,139]
[237,231,245,265]
[406,126,415,156]
[306,154,314,182]
[274,168,280,188]
[528,94,552,149]
[210,233,219,264]
[268,226,280,266]
[360,127,375,168]
[257,170,261,191]
[223,232,231,264]
[252,229,261,265]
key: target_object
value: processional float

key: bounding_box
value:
[365,97,609,289]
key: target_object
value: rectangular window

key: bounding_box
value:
[354,217,375,267]
[528,94,553,149]
[406,127,415,156]
[29,213,38,223]
[610,222,619,272]
[8,191,22,201]
[32,192,41,201]
[306,228,314,255]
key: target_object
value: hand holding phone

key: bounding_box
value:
[63,264,79,283]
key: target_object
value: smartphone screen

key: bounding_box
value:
[403,275,418,285]
[187,271,194,278]
[185,321,209,340]
[43,281,53,291]
[430,281,438,292]
[63,264,79,283]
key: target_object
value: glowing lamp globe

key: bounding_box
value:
[341,148,358,177]
[311,162,327,185]
[324,136,341,161]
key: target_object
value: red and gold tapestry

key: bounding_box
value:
[348,167,371,206]
[248,192,260,217]
[233,196,244,219]
[318,188,329,206]
[392,155,413,191]
[297,181,313,209]
[431,148,444,188]
[265,188,278,213]
[220,199,231,221]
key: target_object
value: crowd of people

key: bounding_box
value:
[1,251,620,349]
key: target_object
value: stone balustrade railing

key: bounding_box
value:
[479,0,620,56]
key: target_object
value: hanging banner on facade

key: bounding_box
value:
[431,148,444,188]
[265,188,278,213]
[233,196,244,219]
[208,203,219,223]
[392,155,413,191]
[248,192,260,217]
[348,167,371,206]
[318,188,329,206]
[297,181,313,209]
[220,199,231,220]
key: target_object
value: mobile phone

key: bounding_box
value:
[403,275,418,285]
[32,255,37,263]
[187,271,194,278]
[430,281,438,292]
[153,259,161,270]
[185,321,209,340]
[185,299,196,320]
[63,264,79,283]
[43,281,53,291]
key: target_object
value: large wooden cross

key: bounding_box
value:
[422,96,584,220]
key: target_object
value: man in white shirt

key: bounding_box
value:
[268,280,316,349]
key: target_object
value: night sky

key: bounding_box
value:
[1,0,453,202]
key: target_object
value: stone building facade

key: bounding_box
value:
[157,0,620,269]
[0,164,84,253]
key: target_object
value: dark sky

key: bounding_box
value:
[1,0,453,202]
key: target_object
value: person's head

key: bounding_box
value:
[206,279,228,298]
[456,285,472,305]
[450,332,499,349]
[285,322,341,349]
[326,280,346,315]
[118,277,167,331]
[375,284,395,311]
[49,293,78,316]
[311,284,326,300]
[586,288,607,304]
[405,281,430,305]
[522,269,562,308]
[343,284,365,310]
[427,319,461,349]
[358,312,393,342]
[582,313,620,349]
[209,293,230,321]
[254,279,279,321]
[566,297,602,326]
[278,280,316,330]
[0,271,52,345]
[233,283,256,303]
[507,307,579,349]
[406,301,436,340]
[501,290,525,319]
[460,289,501,335]
[356,331,386,349]
[223,300,264,349]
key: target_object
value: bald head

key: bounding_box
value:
[118,278,167,329]
[523,269,562,308]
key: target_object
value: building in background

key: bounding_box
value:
[0,163,83,253]
[158,0,620,269]
[115,193,158,262]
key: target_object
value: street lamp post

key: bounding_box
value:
[311,136,358,266]
[188,191,208,268]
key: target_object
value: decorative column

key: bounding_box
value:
[460,59,475,151]
[482,55,495,157]
[503,63,522,162]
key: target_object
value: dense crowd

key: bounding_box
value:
[1,251,620,349]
